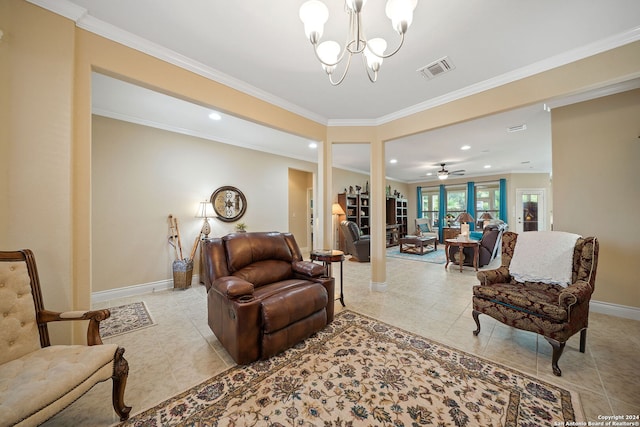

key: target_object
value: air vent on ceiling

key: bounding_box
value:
[507,124,527,133]
[417,56,455,80]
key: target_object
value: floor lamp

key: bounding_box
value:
[331,203,345,250]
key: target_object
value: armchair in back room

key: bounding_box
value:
[340,220,370,262]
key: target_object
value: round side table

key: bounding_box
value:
[444,238,480,272]
[310,249,345,307]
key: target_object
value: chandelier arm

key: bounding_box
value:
[378,32,406,59]
[328,51,354,86]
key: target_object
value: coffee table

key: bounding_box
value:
[399,236,437,255]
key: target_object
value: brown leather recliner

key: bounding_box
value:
[202,232,335,365]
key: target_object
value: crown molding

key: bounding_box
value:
[29,1,640,128]
[375,26,640,126]
[28,0,329,126]
[27,0,86,21]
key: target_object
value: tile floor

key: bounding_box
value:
[43,252,640,426]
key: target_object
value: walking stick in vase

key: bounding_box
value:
[168,214,179,260]
[173,216,184,260]
[189,234,200,262]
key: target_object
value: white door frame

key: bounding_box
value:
[515,188,546,233]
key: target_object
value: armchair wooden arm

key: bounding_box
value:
[38,309,111,345]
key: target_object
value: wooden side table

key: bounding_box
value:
[310,249,345,307]
[444,238,480,272]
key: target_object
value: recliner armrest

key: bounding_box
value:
[354,239,369,248]
[558,280,593,308]
[214,276,254,299]
[292,260,325,277]
[476,266,511,286]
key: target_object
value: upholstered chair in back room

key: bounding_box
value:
[340,220,370,262]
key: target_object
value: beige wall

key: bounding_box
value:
[92,116,411,293]
[92,116,317,292]
[552,89,640,308]
[3,1,640,346]
[1,1,76,343]
[0,0,8,243]
[288,168,313,251]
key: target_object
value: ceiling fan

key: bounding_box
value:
[437,163,465,180]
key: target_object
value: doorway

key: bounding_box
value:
[515,188,546,233]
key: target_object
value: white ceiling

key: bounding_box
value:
[37,0,640,182]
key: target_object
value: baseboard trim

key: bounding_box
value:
[91,275,200,304]
[370,281,387,292]
[590,300,640,321]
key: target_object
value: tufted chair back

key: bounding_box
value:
[0,252,45,365]
[0,250,132,424]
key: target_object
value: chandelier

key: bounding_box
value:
[299,0,418,85]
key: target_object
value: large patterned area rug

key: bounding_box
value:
[386,246,446,264]
[99,301,155,339]
[121,311,583,426]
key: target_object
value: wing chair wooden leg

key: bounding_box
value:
[545,337,565,376]
[112,347,132,421]
[579,329,587,353]
[472,310,481,336]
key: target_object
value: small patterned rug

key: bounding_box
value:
[99,301,155,339]
[386,246,447,264]
[120,310,583,426]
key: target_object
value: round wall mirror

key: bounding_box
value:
[210,186,247,223]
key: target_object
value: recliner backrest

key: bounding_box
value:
[223,232,292,271]
[341,221,362,242]
[202,232,302,290]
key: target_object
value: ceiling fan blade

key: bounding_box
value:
[450,170,465,175]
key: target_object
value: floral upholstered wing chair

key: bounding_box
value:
[472,231,598,376]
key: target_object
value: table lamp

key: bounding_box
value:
[479,212,493,228]
[456,212,475,239]
[195,201,215,238]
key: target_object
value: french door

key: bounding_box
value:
[515,189,546,233]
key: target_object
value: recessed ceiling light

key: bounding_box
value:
[308,142,317,149]
[390,159,398,164]
[461,145,471,150]
[208,111,222,121]
[484,165,491,169]
[426,172,433,176]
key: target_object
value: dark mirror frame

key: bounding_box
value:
[210,186,247,223]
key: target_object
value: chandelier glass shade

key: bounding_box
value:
[299,0,418,85]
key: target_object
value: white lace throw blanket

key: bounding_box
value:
[509,231,580,287]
